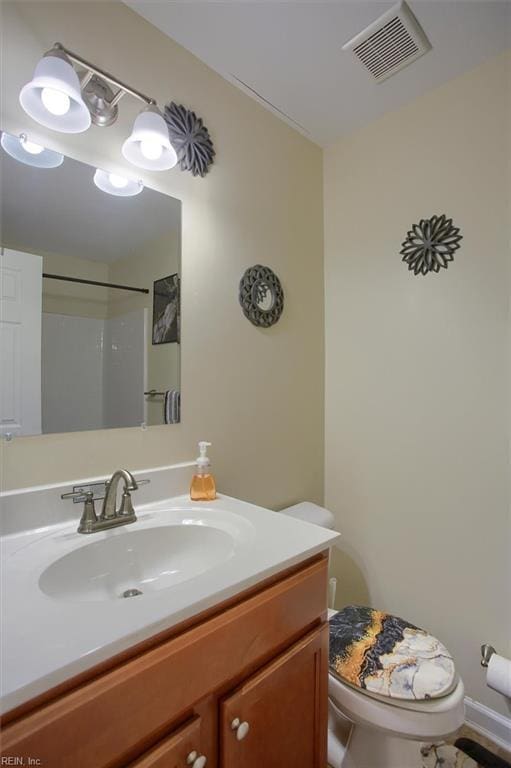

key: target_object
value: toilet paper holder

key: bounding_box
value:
[481,644,496,667]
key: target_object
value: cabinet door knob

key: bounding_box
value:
[231,718,250,741]
[186,751,207,768]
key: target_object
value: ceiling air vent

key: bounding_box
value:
[342,1,431,83]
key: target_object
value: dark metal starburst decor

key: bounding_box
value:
[163,102,215,177]
[400,215,463,276]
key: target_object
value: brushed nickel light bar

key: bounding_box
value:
[19,43,178,171]
[53,42,155,130]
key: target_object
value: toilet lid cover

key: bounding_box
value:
[329,606,456,701]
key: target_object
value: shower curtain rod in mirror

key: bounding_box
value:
[42,273,149,294]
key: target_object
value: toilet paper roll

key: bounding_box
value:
[487,653,511,698]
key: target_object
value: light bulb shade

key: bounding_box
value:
[122,108,177,171]
[93,168,143,197]
[1,132,64,168]
[19,53,91,133]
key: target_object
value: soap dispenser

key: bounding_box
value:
[190,441,217,501]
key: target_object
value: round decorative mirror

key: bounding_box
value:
[251,279,275,312]
[239,265,284,327]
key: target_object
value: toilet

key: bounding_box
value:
[280,502,465,767]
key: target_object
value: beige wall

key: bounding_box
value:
[0,1,324,511]
[324,52,511,715]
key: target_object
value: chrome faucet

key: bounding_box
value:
[61,469,147,534]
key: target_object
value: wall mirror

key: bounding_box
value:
[0,144,181,437]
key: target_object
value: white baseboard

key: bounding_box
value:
[464,697,511,752]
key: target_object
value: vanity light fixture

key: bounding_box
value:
[19,43,177,172]
[0,132,64,168]
[19,49,91,133]
[93,168,144,197]
[122,106,177,171]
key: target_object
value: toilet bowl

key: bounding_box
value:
[280,503,465,766]
[328,610,465,741]
[326,625,465,767]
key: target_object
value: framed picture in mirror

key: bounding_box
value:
[152,274,180,345]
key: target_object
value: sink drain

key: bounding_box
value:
[122,588,143,599]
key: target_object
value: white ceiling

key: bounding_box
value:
[1,150,180,264]
[126,0,511,146]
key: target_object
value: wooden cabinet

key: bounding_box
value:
[220,624,328,768]
[1,555,329,768]
[128,717,205,768]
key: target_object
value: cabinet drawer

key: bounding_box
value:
[1,556,328,768]
[220,624,329,768]
[128,716,204,768]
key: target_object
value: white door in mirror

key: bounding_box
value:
[0,249,42,436]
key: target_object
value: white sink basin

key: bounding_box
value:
[1,491,339,714]
[39,523,236,602]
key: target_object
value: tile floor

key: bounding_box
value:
[421,725,511,768]
[329,724,510,768]
[421,741,478,768]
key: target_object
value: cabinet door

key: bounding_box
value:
[128,715,207,768]
[1,558,327,768]
[220,624,329,768]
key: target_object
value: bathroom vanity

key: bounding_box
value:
[0,472,338,767]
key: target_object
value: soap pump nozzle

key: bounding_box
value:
[196,441,212,471]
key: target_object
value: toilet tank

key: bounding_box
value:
[280,501,336,530]
[280,501,339,609]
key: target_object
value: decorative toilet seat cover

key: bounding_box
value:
[329,606,456,701]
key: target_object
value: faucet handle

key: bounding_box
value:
[77,491,99,534]
[61,481,107,502]
[62,490,99,534]
[61,489,93,502]
[116,475,150,517]
[119,490,136,517]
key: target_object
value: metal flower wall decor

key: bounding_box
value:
[164,102,215,177]
[400,215,463,276]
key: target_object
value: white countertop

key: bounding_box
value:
[1,492,338,714]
